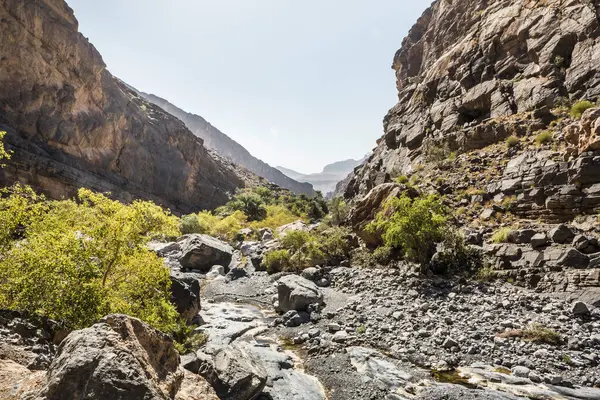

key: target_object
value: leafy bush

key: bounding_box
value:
[249,205,298,232]
[180,214,202,234]
[570,100,594,119]
[535,131,553,146]
[366,194,448,264]
[506,136,520,148]
[319,226,352,263]
[263,249,292,273]
[221,192,267,221]
[329,198,349,226]
[172,322,208,354]
[372,246,393,264]
[211,211,247,241]
[491,227,512,243]
[396,175,409,184]
[0,131,10,164]
[428,232,483,275]
[0,186,180,331]
[197,211,220,234]
[280,230,312,253]
[290,240,325,270]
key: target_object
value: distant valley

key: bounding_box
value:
[140,93,315,196]
[277,158,365,196]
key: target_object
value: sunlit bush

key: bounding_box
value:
[0,186,180,331]
[366,194,448,264]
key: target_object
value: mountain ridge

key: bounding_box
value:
[140,92,315,196]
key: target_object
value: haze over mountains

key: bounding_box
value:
[277,158,366,195]
[140,93,316,196]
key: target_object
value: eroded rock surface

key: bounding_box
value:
[0,0,244,212]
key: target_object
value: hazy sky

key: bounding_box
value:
[68,0,430,173]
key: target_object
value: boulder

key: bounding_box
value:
[36,314,202,400]
[170,273,201,323]
[530,233,548,249]
[180,234,233,273]
[195,346,267,400]
[148,241,182,257]
[259,228,273,241]
[572,301,591,316]
[549,224,575,244]
[277,275,324,312]
[508,229,536,244]
[557,248,590,268]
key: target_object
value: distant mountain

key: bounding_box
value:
[277,158,365,196]
[140,93,315,196]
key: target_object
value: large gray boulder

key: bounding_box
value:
[36,314,217,400]
[170,271,201,323]
[277,275,324,312]
[193,346,267,400]
[180,234,233,273]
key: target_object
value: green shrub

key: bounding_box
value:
[372,245,393,264]
[428,232,483,275]
[522,323,562,345]
[180,214,202,234]
[211,211,247,241]
[222,192,267,221]
[0,186,180,331]
[172,321,208,354]
[263,249,292,273]
[0,131,10,164]
[320,227,352,262]
[506,136,520,148]
[491,227,512,243]
[249,205,298,232]
[197,211,219,234]
[570,100,594,119]
[367,194,448,264]
[535,131,553,146]
[280,230,312,252]
[396,175,409,184]
[328,198,349,226]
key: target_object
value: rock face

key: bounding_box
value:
[141,93,314,196]
[0,0,244,213]
[180,234,234,272]
[344,0,600,199]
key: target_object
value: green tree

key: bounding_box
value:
[224,192,267,221]
[0,187,181,330]
[367,194,448,265]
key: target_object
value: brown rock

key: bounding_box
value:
[0,0,244,213]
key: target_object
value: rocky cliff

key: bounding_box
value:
[0,0,245,213]
[140,93,315,196]
[342,0,600,306]
[344,0,600,199]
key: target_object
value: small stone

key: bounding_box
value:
[332,330,349,343]
[512,366,530,378]
[328,323,341,332]
[442,337,459,349]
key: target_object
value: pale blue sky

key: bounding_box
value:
[68,0,430,173]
